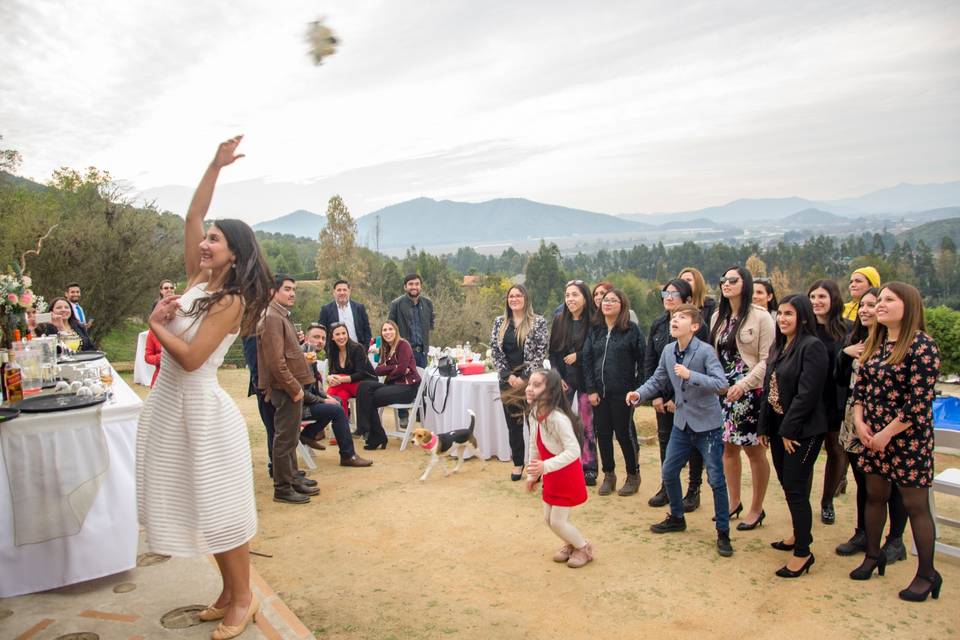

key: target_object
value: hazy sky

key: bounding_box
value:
[2,0,959,223]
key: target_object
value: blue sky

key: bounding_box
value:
[2,0,958,222]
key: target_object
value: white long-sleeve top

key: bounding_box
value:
[526,409,581,474]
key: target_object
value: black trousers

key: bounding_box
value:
[847,451,907,536]
[271,390,304,491]
[500,382,527,467]
[656,410,704,489]
[594,392,639,475]
[771,433,825,557]
[356,380,417,444]
[255,390,276,473]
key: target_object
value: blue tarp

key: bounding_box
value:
[933,396,960,431]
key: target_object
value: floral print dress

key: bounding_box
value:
[853,331,940,487]
[717,317,763,446]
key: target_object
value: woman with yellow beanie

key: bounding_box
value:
[843,267,881,321]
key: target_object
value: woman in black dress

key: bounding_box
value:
[759,295,828,578]
[807,279,850,525]
[549,280,597,485]
[849,282,942,602]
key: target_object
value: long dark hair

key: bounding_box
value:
[845,287,880,346]
[549,281,595,355]
[327,321,361,366]
[598,288,632,331]
[662,278,693,313]
[771,294,818,362]
[754,278,778,312]
[807,279,847,343]
[184,219,273,337]
[48,296,84,333]
[709,266,754,351]
[527,369,584,448]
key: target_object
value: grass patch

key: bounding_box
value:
[99,318,148,363]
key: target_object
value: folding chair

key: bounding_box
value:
[377,367,428,451]
[914,427,960,559]
[297,420,318,470]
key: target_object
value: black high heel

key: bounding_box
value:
[712,502,742,522]
[770,540,795,552]
[776,554,815,578]
[849,553,886,580]
[737,510,766,531]
[898,571,942,602]
[363,439,388,450]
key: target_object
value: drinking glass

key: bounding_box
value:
[99,365,114,387]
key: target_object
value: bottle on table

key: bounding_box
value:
[4,351,23,403]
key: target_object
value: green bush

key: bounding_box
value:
[925,305,960,375]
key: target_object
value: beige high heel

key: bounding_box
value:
[198,605,225,622]
[211,593,260,640]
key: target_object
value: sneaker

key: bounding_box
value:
[566,542,594,568]
[717,531,734,557]
[650,513,687,534]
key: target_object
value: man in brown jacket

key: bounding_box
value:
[257,275,319,504]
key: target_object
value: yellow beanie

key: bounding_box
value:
[853,266,880,288]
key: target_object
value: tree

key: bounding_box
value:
[524,241,565,313]
[316,195,361,281]
[937,237,959,298]
[0,135,22,174]
[746,254,767,277]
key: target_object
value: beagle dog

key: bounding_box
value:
[411,410,485,481]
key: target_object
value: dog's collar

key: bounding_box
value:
[420,433,438,450]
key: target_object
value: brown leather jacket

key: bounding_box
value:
[256,301,314,400]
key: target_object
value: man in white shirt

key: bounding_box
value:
[318,279,372,349]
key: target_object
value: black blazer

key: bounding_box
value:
[318,300,372,349]
[327,342,376,382]
[759,334,829,440]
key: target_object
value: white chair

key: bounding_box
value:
[297,421,318,470]
[921,427,960,559]
[377,367,428,451]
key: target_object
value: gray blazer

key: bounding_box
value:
[634,336,728,433]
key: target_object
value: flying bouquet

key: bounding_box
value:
[306,19,339,65]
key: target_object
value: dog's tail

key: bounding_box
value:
[467,409,476,434]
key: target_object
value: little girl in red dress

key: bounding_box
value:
[524,369,593,568]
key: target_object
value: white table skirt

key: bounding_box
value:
[422,371,528,462]
[0,368,143,597]
[133,330,153,386]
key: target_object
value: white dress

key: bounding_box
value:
[136,283,256,556]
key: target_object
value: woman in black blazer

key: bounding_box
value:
[759,294,828,578]
[326,322,376,432]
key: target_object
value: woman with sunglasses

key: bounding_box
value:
[549,280,599,485]
[583,289,645,496]
[644,278,707,510]
[709,266,775,530]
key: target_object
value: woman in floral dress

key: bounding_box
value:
[849,282,942,602]
[709,267,775,530]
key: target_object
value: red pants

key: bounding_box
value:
[327,382,361,416]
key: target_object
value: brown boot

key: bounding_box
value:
[618,473,641,496]
[566,542,594,568]
[598,472,617,496]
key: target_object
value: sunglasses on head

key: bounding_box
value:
[754,277,770,284]
[719,276,741,285]
[566,279,585,286]
[308,322,326,331]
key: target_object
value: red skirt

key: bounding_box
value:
[538,429,587,507]
[327,382,361,415]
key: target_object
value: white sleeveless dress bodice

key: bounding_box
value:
[136,283,256,556]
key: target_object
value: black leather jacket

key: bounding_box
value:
[582,321,645,397]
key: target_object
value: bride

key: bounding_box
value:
[138,136,272,640]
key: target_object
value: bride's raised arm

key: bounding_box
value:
[184,135,246,286]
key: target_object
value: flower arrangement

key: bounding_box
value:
[1,264,46,347]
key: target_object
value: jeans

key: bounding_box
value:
[771,433,825,557]
[302,401,356,458]
[593,392,639,475]
[356,380,418,444]
[662,426,729,531]
[271,389,304,491]
[656,410,704,490]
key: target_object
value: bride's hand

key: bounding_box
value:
[150,296,181,326]
[212,135,245,168]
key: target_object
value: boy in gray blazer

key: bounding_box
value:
[627,304,733,557]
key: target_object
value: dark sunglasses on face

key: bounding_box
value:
[719,276,741,285]
[661,291,683,300]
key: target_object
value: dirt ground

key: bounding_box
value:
[130,371,959,640]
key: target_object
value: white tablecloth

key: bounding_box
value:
[0,368,143,597]
[133,330,153,386]
[422,371,525,462]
